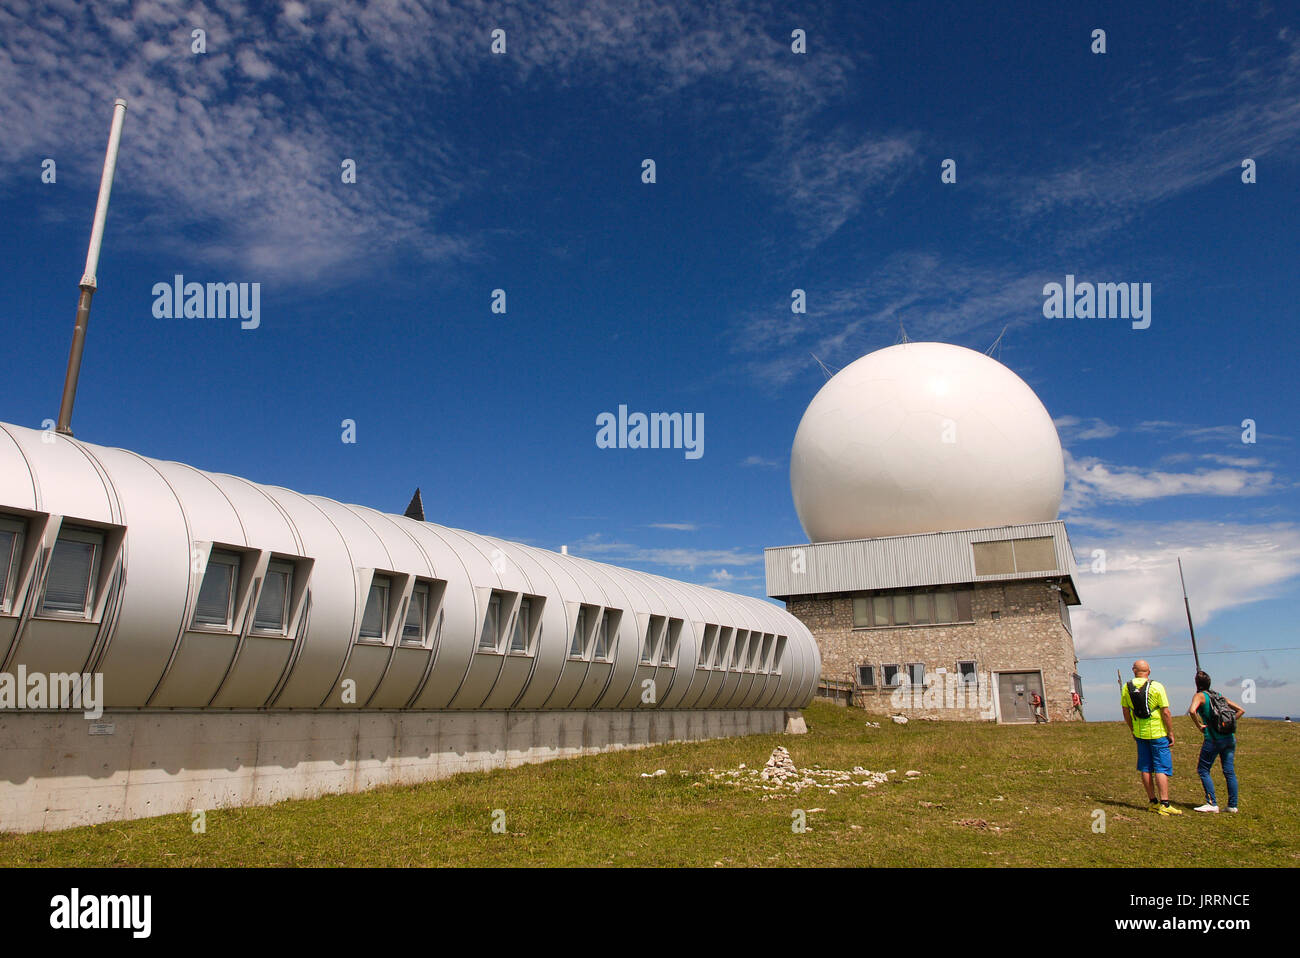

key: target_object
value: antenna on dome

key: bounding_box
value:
[896,323,910,345]
[810,353,837,380]
[984,325,1008,359]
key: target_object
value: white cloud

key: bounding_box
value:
[740,455,780,468]
[1062,450,1278,511]
[1069,520,1300,657]
[648,522,698,531]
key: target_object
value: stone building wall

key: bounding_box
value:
[787,580,1082,722]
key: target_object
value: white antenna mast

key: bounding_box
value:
[56,97,128,436]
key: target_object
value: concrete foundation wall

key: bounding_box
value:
[0,708,796,834]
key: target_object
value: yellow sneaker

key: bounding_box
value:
[1157,803,1183,816]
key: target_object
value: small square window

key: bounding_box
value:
[660,618,681,667]
[360,575,391,641]
[253,560,294,633]
[479,593,503,650]
[882,664,901,688]
[713,628,729,669]
[643,614,665,664]
[699,624,717,668]
[912,593,933,625]
[594,609,617,660]
[510,598,531,653]
[958,660,977,686]
[857,665,876,687]
[192,549,240,629]
[934,592,957,624]
[0,516,26,614]
[907,663,926,686]
[402,583,429,645]
[892,594,910,626]
[571,606,587,657]
[773,635,787,674]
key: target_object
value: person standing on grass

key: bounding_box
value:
[1121,660,1182,816]
[1188,670,1244,814]
[1030,689,1047,723]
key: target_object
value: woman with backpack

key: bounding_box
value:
[1187,670,1245,813]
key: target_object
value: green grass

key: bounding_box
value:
[2,702,1296,867]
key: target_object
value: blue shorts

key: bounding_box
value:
[1136,736,1173,775]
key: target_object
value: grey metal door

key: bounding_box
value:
[998,672,1039,723]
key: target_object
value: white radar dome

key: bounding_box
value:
[790,342,1064,542]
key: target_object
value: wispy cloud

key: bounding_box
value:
[1062,450,1279,510]
[647,522,698,531]
[1055,415,1122,441]
[1070,519,1300,657]
[0,0,885,281]
[569,533,760,571]
[740,455,781,468]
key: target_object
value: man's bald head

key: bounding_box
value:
[1133,660,1151,677]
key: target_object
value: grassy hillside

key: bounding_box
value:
[2,702,1296,867]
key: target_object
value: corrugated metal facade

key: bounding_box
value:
[765,521,1079,601]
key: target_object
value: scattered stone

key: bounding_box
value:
[850,824,863,830]
[906,770,921,777]
[703,747,894,794]
[864,721,881,728]
[891,714,909,724]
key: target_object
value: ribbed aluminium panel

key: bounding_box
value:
[766,521,1077,598]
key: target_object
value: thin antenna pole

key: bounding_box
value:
[810,353,836,380]
[56,97,128,436]
[985,325,1008,357]
[1178,557,1201,671]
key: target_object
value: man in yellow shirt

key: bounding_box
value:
[1120,660,1182,816]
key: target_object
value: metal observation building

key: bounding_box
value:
[0,421,817,713]
[0,420,817,832]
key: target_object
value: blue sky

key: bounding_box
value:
[1,0,1297,720]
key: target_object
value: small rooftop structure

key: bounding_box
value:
[765,520,1081,604]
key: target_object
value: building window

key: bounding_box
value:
[699,623,717,668]
[857,664,876,688]
[642,615,665,664]
[0,516,25,614]
[594,609,617,660]
[1013,537,1057,573]
[731,631,749,672]
[571,606,587,657]
[1058,592,1073,634]
[510,597,531,653]
[972,539,1015,575]
[934,592,957,623]
[973,536,1057,575]
[906,663,926,686]
[479,592,503,650]
[882,663,901,688]
[750,633,763,670]
[192,548,240,629]
[891,594,910,626]
[773,635,787,674]
[360,575,391,641]
[402,582,429,645]
[958,660,977,686]
[660,618,681,667]
[253,559,294,633]
[713,628,730,669]
[853,589,973,629]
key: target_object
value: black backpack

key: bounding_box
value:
[1205,690,1238,735]
[1126,680,1152,718]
